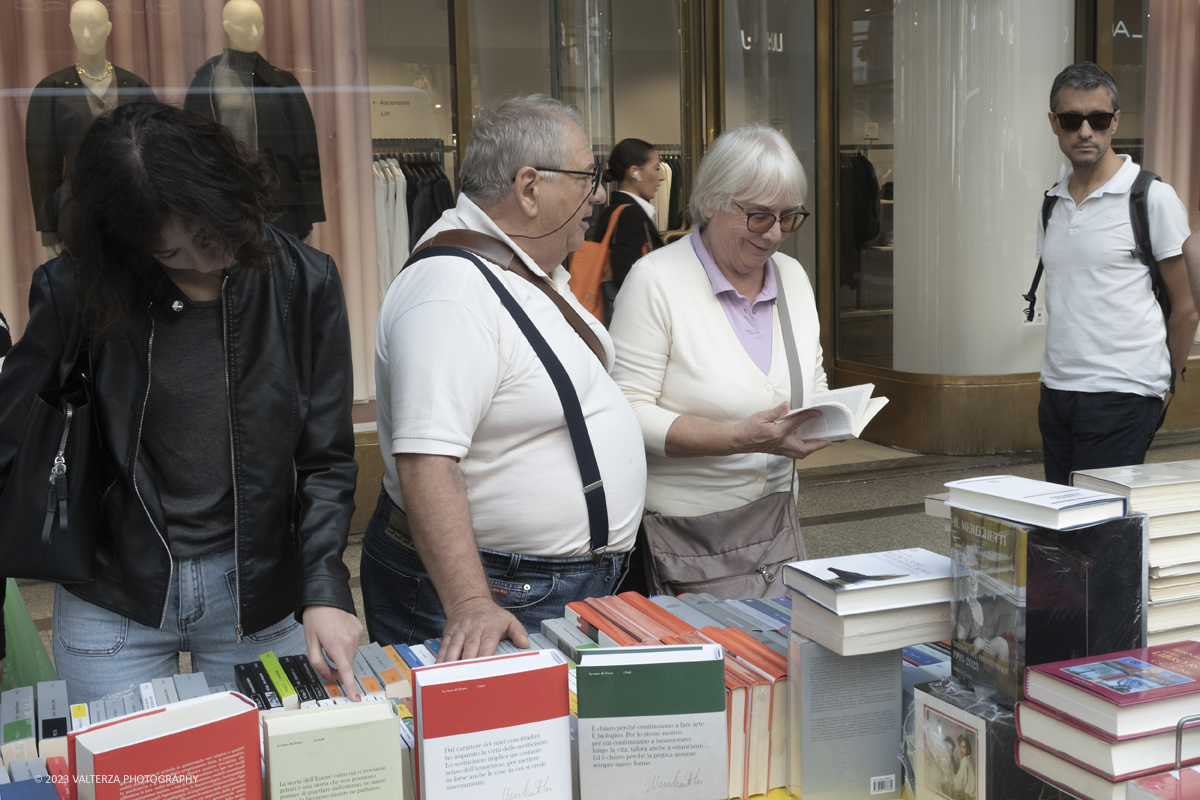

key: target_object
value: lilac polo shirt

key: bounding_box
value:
[690,231,776,375]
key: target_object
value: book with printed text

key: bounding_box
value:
[412,649,571,800]
[575,644,727,800]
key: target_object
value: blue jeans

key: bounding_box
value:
[53,549,306,704]
[360,488,630,647]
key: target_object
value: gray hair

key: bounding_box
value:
[459,94,586,203]
[1050,62,1120,113]
[690,124,807,229]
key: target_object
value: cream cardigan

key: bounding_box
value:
[610,235,828,517]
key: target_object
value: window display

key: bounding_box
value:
[25,0,155,248]
[184,0,325,239]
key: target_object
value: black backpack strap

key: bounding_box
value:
[1024,192,1059,321]
[1130,169,1171,319]
[404,245,611,561]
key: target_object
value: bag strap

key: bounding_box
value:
[773,271,804,411]
[1023,191,1058,322]
[1130,170,1171,321]
[404,243,611,561]
[773,268,804,493]
[410,230,607,367]
[599,203,627,249]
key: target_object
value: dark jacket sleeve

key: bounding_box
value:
[1,578,6,661]
[0,265,71,499]
[609,203,652,290]
[292,253,357,619]
[281,75,325,224]
[25,79,65,233]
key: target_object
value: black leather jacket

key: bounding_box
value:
[0,228,357,638]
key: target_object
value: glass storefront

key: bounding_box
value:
[1,0,1195,449]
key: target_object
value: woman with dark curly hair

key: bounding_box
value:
[0,102,363,702]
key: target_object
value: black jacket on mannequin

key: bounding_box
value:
[25,66,156,239]
[186,52,326,239]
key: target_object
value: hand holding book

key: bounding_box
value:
[736,402,832,459]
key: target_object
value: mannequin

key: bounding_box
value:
[185,0,325,239]
[25,0,155,249]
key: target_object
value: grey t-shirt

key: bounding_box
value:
[141,297,235,559]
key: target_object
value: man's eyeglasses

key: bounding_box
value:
[529,164,604,196]
[1054,111,1116,132]
[733,202,810,233]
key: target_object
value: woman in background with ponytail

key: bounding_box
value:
[594,138,665,325]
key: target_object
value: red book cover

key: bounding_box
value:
[586,596,661,643]
[74,694,261,800]
[617,592,698,636]
[65,706,166,800]
[701,627,787,679]
[412,651,570,800]
[1130,766,1200,799]
[1016,699,1200,781]
[566,600,639,647]
[45,756,70,800]
[1026,642,1200,708]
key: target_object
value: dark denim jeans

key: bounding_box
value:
[359,488,630,647]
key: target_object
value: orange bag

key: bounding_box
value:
[569,204,627,322]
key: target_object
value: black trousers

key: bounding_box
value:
[1038,386,1163,485]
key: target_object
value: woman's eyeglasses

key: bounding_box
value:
[1054,111,1116,132]
[733,202,810,233]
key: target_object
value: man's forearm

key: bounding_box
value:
[395,454,492,614]
[1161,254,1200,380]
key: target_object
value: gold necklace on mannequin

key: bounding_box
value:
[76,60,113,82]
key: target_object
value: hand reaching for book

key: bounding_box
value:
[302,604,364,701]
[437,596,530,663]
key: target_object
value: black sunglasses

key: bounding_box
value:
[528,165,604,195]
[733,202,810,233]
[1054,111,1116,132]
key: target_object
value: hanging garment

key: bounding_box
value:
[653,160,673,232]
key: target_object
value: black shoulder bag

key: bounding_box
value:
[0,325,101,583]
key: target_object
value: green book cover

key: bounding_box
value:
[259,651,299,709]
[576,645,727,800]
[950,507,1029,704]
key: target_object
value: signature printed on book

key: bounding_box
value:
[501,777,554,799]
[647,769,703,791]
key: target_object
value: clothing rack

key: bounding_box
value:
[839,143,893,151]
[372,138,445,167]
[652,143,681,154]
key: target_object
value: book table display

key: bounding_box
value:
[7,464,1200,799]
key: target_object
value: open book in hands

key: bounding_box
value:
[774,383,889,441]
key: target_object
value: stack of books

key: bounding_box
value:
[1015,642,1200,800]
[1071,462,1200,647]
[539,589,902,799]
[944,476,1146,708]
[782,548,953,656]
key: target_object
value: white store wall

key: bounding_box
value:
[892,0,1073,375]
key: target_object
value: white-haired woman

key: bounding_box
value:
[609,124,830,593]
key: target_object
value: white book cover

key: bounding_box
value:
[946,475,1127,529]
[914,686,987,800]
[1073,461,1200,491]
[783,548,953,614]
[414,650,571,800]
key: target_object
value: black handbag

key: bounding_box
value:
[0,332,100,583]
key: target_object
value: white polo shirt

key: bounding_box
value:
[1037,156,1191,397]
[375,194,646,558]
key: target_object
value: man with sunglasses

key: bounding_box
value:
[364,95,646,662]
[1036,62,1198,484]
